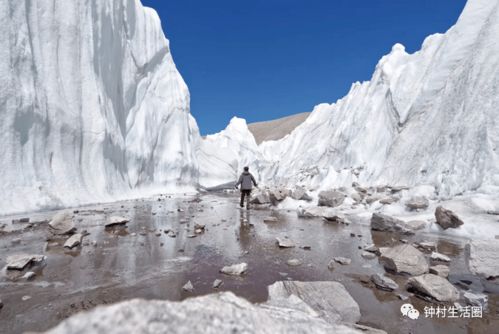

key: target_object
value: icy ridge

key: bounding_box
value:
[201,0,499,196]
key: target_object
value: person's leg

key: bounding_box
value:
[240,190,245,207]
[246,190,251,209]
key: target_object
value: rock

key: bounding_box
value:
[267,281,361,324]
[405,197,429,210]
[220,263,248,276]
[375,185,388,193]
[290,186,312,201]
[463,291,488,308]
[322,212,348,224]
[49,211,76,235]
[370,213,410,234]
[213,279,223,289]
[22,295,32,301]
[370,274,399,291]
[297,206,327,218]
[64,233,84,249]
[429,265,450,278]
[430,252,451,263]
[365,194,383,204]
[168,231,177,238]
[263,216,279,223]
[379,244,429,275]
[250,191,271,204]
[404,220,427,230]
[390,186,409,193]
[287,259,302,266]
[182,281,194,292]
[106,216,129,227]
[416,241,437,252]
[43,292,365,334]
[361,251,376,260]
[397,294,410,301]
[194,223,206,231]
[468,240,499,278]
[0,299,3,309]
[268,188,290,204]
[22,271,36,280]
[379,197,397,205]
[364,244,378,253]
[276,237,295,248]
[351,324,388,334]
[435,206,464,229]
[6,254,46,270]
[11,238,22,245]
[333,257,351,265]
[407,274,459,302]
[350,192,362,203]
[318,191,346,208]
[297,206,347,223]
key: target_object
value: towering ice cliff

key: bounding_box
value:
[201,0,499,197]
[0,0,199,214]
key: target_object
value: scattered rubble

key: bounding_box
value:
[405,197,429,211]
[430,252,451,263]
[276,237,295,248]
[435,206,464,229]
[267,280,361,324]
[379,244,429,275]
[332,257,351,265]
[182,281,194,292]
[49,211,76,235]
[468,240,499,278]
[371,274,399,291]
[286,259,302,266]
[220,263,248,276]
[463,291,488,308]
[6,254,46,271]
[263,216,279,223]
[105,216,129,227]
[318,191,346,208]
[213,279,223,289]
[64,233,84,249]
[407,274,459,302]
[429,265,450,278]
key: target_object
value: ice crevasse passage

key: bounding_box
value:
[0,0,200,214]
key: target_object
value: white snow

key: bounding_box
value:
[0,0,199,214]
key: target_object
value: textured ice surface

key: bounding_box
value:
[0,0,199,214]
[202,0,499,197]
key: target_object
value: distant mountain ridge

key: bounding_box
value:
[247,112,311,144]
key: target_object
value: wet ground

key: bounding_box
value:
[0,192,498,334]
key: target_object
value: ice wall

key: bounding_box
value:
[0,0,199,214]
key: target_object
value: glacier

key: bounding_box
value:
[200,0,499,198]
[0,0,199,215]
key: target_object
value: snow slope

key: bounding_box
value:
[197,117,264,188]
[202,0,499,196]
[0,0,199,214]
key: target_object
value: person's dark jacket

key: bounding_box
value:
[235,171,257,190]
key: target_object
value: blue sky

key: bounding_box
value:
[141,0,466,135]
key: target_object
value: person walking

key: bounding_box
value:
[235,166,258,209]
